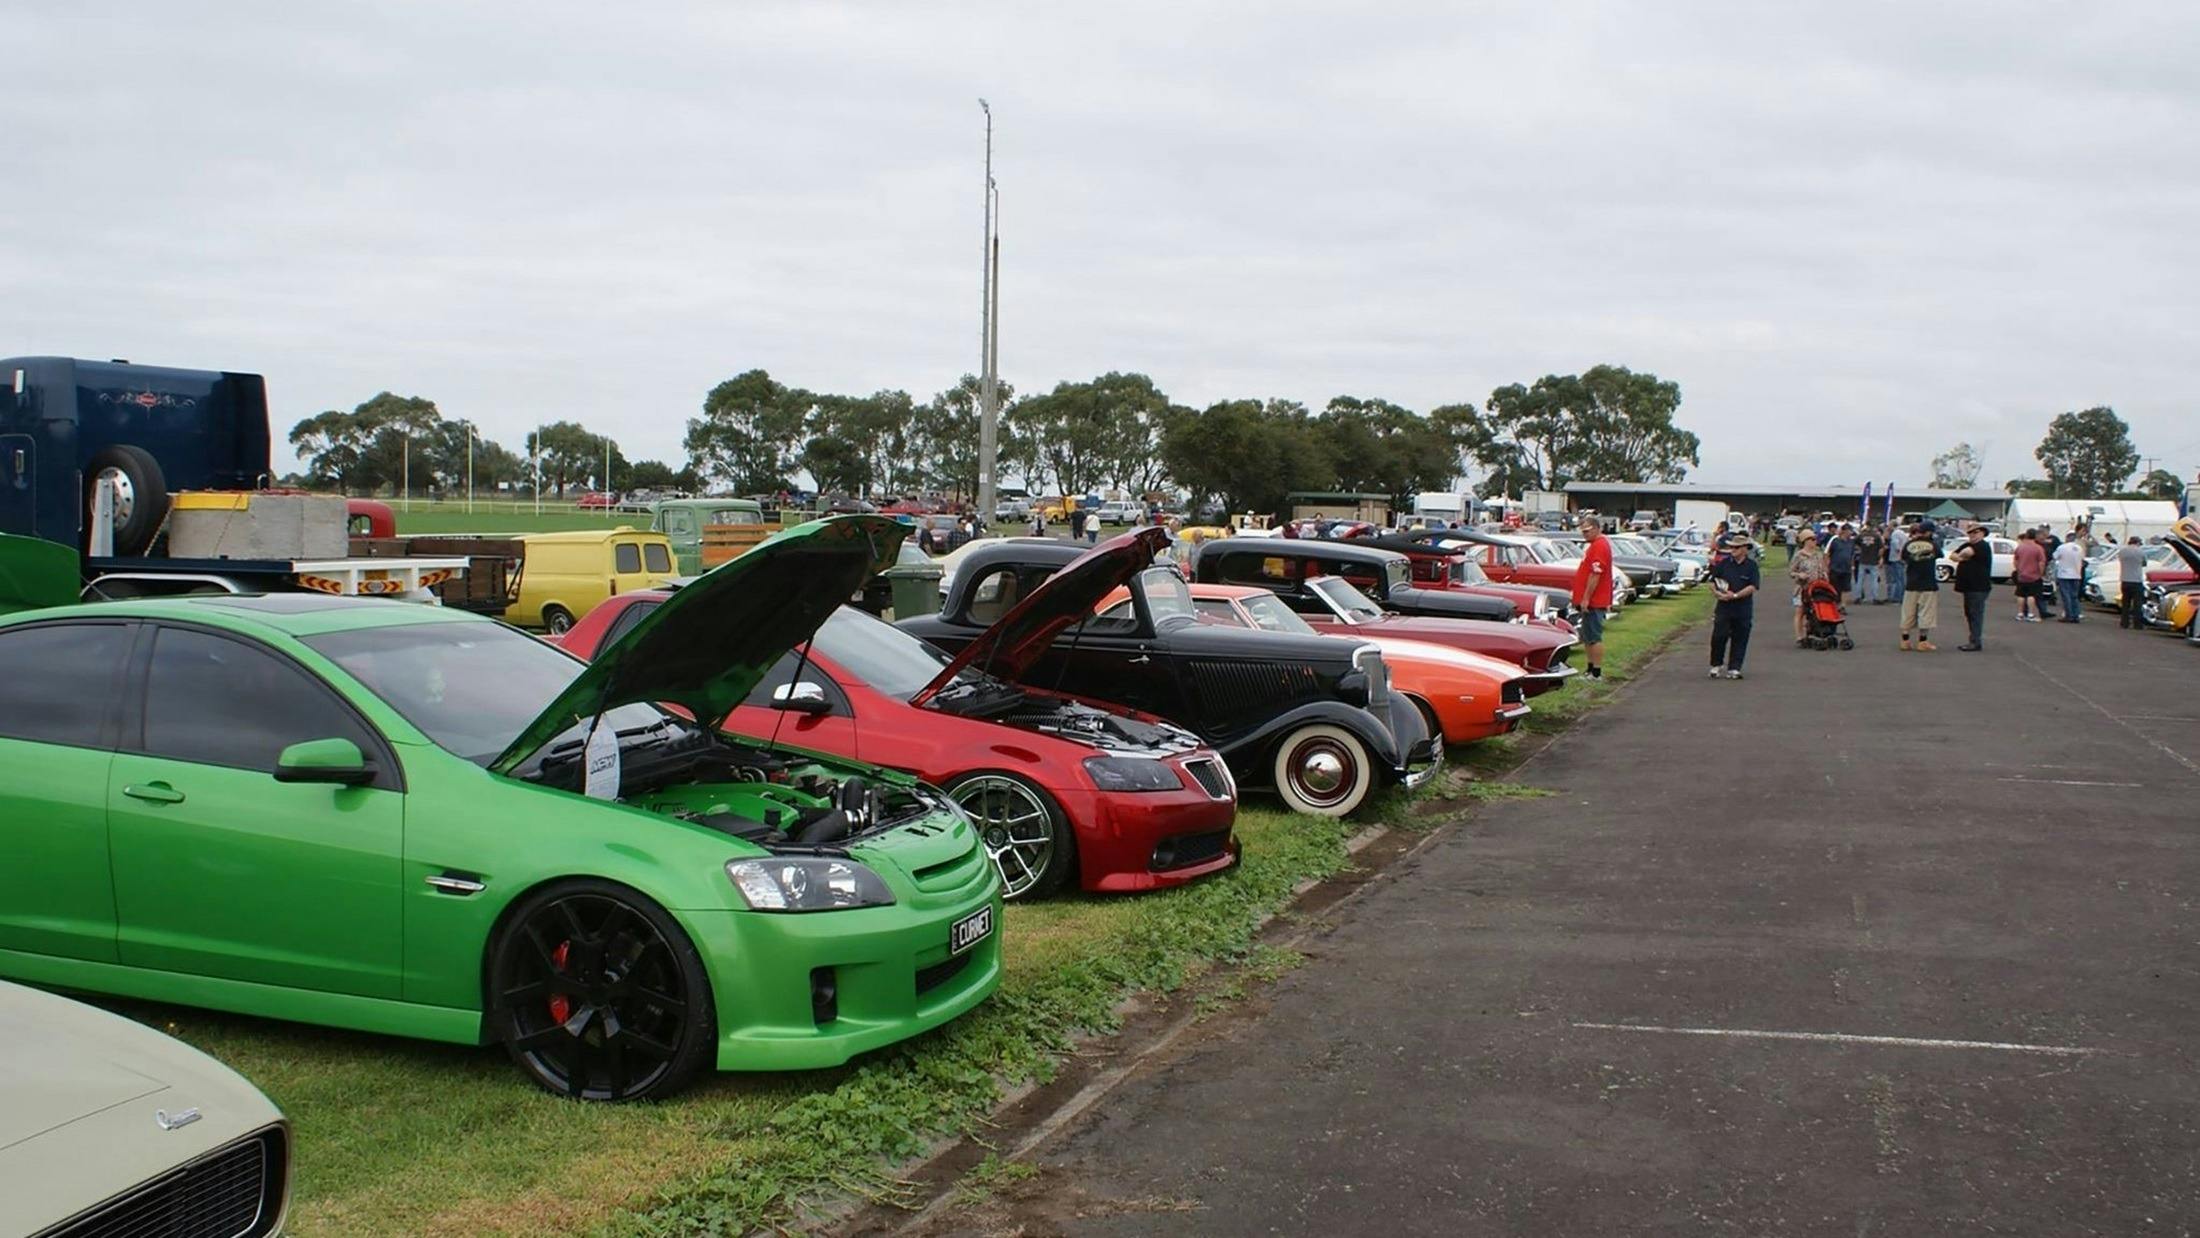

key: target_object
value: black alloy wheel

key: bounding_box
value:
[489,881,715,1101]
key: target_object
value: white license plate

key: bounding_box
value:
[949,905,993,955]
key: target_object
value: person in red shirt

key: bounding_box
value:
[1570,514,1615,679]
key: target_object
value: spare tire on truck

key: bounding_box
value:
[84,445,168,556]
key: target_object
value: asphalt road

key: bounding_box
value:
[957,586,2200,1236]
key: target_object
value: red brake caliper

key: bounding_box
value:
[548,941,573,1025]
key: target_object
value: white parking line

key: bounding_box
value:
[2013,652,2200,780]
[1996,776,2144,787]
[1573,1022,2100,1057]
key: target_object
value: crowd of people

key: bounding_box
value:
[1769,517,2144,656]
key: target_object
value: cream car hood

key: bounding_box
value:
[0,980,284,1236]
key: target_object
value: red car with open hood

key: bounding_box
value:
[557,571,1239,903]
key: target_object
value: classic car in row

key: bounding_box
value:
[0,518,1002,1102]
[1133,583,1534,744]
[1183,538,1580,690]
[1349,532,1575,623]
[557,584,1240,902]
[1185,537,1519,623]
[899,531,1443,818]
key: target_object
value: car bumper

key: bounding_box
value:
[691,885,1003,1072]
[1057,783,1240,894]
[1382,695,1444,789]
[1519,663,1578,696]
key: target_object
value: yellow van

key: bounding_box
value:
[514,528,678,632]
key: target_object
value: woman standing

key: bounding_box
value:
[1788,528,1828,646]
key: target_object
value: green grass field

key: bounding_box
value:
[388,500,652,536]
[84,578,1715,1236]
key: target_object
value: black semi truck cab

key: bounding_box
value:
[2,356,273,554]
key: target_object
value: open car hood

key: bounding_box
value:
[912,526,1169,706]
[2165,516,2200,574]
[489,515,906,775]
[0,534,79,617]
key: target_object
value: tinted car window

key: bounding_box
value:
[141,627,378,773]
[615,543,643,573]
[965,567,1024,624]
[600,599,659,648]
[643,542,672,573]
[0,622,132,748]
[1214,552,1296,587]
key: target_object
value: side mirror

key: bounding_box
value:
[275,737,377,786]
[770,681,833,716]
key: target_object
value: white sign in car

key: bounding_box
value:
[583,719,621,800]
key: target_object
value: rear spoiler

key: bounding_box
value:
[0,534,81,616]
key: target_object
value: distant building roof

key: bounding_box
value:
[1562,481,2011,503]
[1284,491,1393,502]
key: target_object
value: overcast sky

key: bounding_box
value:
[6,2,2197,489]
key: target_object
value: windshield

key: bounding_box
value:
[306,621,666,765]
[1235,592,1316,634]
[809,605,951,700]
[1442,552,1490,585]
[1309,575,1386,623]
[1139,567,1197,626]
[1521,540,1565,564]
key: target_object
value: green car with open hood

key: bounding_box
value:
[0,515,1001,1101]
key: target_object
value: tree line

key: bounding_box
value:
[1935,405,2186,501]
[290,362,1702,513]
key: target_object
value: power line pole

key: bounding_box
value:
[977,98,1000,525]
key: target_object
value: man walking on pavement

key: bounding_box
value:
[2117,536,2150,629]
[1898,520,1943,650]
[1952,523,1994,650]
[1570,513,1614,680]
[2052,532,2087,622]
[1708,533,1760,679]
[2012,528,2046,622]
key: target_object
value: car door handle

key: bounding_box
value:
[122,782,186,805]
[425,873,486,896]
[1128,653,1151,664]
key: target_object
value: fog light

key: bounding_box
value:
[810,967,838,1024]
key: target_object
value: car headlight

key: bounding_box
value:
[1083,756,1184,793]
[725,858,896,912]
[1530,594,1550,619]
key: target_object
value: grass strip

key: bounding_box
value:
[109,587,1712,1236]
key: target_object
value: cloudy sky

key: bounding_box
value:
[5,2,2196,489]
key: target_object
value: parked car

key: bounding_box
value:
[1141,583,1533,744]
[2084,541,2198,607]
[0,978,291,1238]
[573,491,619,510]
[560,592,1239,902]
[1188,537,1518,623]
[0,517,1000,1101]
[649,497,766,575]
[1542,531,1682,596]
[513,528,679,632]
[1193,563,1578,695]
[1093,500,1144,526]
[1376,531,1576,623]
[898,530,1441,816]
[1442,528,1607,598]
[993,497,1032,522]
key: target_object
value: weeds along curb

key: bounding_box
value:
[822,602,1713,1237]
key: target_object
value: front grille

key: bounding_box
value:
[915,952,972,995]
[1352,644,1389,706]
[1187,659,1319,715]
[49,1126,286,1238]
[1182,757,1231,800]
[1151,830,1233,871]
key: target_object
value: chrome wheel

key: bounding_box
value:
[95,466,138,525]
[951,774,1063,900]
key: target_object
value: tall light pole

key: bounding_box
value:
[465,422,476,515]
[977,98,1001,525]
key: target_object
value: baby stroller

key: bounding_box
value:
[1801,578,1854,650]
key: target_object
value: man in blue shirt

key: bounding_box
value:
[1826,523,1858,603]
[1708,534,1761,679]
